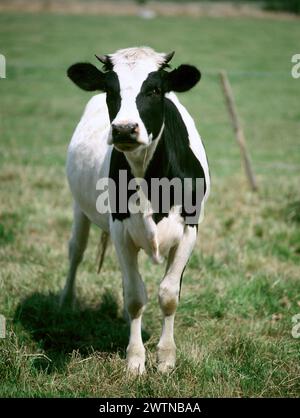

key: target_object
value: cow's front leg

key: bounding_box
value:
[111,220,147,375]
[157,225,197,373]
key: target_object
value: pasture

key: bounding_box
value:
[0,12,300,397]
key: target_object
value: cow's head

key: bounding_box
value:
[68,47,200,152]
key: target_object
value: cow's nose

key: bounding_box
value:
[112,123,139,143]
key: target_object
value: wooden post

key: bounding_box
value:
[219,70,258,191]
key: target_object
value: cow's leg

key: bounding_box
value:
[111,220,147,375]
[157,225,197,373]
[60,203,90,308]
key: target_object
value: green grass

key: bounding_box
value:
[0,12,300,397]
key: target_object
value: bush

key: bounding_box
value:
[264,0,300,14]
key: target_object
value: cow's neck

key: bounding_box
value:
[124,123,164,178]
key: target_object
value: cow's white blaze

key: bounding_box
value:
[107,48,166,146]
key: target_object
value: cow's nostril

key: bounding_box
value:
[130,123,139,133]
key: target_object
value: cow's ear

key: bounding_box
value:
[67,63,105,91]
[165,65,201,93]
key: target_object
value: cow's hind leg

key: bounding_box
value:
[60,203,90,308]
[157,225,197,373]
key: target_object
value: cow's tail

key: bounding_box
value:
[97,231,109,274]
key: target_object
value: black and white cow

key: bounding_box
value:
[61,47,210,374]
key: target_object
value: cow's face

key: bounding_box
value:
[68,47,200,152]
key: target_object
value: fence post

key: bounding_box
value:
[0,54,6,78]
[219,70,258,191]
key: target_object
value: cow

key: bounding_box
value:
[61,47,210,375]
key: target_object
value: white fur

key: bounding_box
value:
[66,93,111,231]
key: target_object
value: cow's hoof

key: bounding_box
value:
[126,347,146,376]
[157,360,175,374]
[127,359,146,376]
[157,347,176,374]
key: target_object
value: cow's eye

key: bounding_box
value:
[147,87,161,97]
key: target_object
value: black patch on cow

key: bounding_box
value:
[179,265,187,301]
[104,71,121,121]
[109,149,135,221]
[144,98,206,225]
[101,57,114,72]
[136,71,165,139]
[109,97,206,225]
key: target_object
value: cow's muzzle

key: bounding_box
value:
[111,123,140,151]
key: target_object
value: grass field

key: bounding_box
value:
[0,12,300,397]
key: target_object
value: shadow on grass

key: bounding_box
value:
[13,290,150,373]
